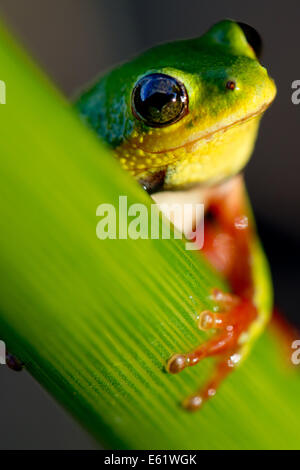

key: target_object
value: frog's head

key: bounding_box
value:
[76,20,276,192]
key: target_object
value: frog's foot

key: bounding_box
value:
[183,355,234,411]
[166,289,257,411]
[6,352,24,371]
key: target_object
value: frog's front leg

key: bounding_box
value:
[167,289,257,410]
[167,175,268,411]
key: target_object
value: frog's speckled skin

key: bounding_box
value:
[76,20,276,411]
[76,20,276,189]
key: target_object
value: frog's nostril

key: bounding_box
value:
[226,80,236,91]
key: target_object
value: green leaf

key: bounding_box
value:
[0,22,299,450]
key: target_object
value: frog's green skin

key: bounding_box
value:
[76,20,276,409]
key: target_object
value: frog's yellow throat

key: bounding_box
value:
[114,111,263,190]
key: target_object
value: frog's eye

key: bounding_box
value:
[132,73,188,127]
[238,22,263,59]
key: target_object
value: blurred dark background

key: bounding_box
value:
[0,0,299,449]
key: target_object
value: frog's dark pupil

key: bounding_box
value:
[132,73,188,127]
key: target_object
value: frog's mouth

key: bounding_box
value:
[137,101,271,157]
[137,101,272,193]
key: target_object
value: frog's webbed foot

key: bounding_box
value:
[166,289,257,411]
[6,352,24,371]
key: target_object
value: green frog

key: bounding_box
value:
[76,20,276,411]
